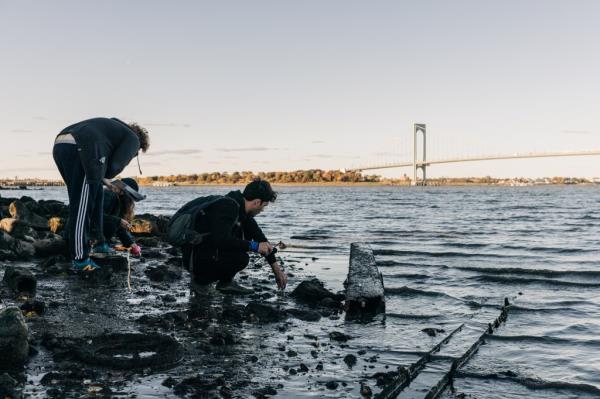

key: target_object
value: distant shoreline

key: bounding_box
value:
[2,181,599,189]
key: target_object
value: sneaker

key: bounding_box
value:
[72,258,101,272]
[216,280,253,295]
[91,242,116,258]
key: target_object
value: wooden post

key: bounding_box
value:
[345,243,385,319]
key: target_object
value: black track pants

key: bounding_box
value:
[191,248,249,285]
[53,143,103,261]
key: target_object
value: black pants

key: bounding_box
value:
[191,248,249,285]
[53,143,103,261]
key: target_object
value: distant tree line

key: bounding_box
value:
[137,170,384,185]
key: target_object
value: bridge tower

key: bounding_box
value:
[412,123,427,186]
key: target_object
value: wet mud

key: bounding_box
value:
[0,233,398,398]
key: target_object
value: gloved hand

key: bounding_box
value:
[129,244,142,257]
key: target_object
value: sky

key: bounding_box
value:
[1,0,600,180]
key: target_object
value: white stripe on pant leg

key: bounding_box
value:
[78,179,89,259]
[79,179,89,259]
[75,177,89,259]
[74,177,85,259]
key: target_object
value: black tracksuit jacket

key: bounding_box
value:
[182,190,277,265]
[59,117,140,183]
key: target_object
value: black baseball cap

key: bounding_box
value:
[115,178,145,202]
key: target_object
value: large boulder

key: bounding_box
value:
[291,278,344,306]
[33,236,69,257]
[131,214,170,236]
[3,266,37,295]
[9,200,48,230]
[48,217,66,234]
[0,372,22,399]
[0,231,16,251]
[26,200,68,219]
[0,307,29,369]
[12,240,35,260]
[0,232,35,260]
[0,218,36,240]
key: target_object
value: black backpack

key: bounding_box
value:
[167,195,238,247]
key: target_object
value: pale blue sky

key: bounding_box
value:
[1,0,599,179]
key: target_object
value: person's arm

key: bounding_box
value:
[105,133,140,179]
[270,260,287,289]
[116,226,135,247]
[244,217,277,264]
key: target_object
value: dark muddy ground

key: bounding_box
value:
[0,237,399,398]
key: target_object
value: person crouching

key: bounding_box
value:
[174,179,287,295]
[94,177,143,257]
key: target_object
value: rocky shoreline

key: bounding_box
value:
[0,193,395,398]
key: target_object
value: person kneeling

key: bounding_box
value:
[94,178,143,257]
[172,179,287,295]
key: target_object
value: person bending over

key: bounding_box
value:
[174,179,287,295]
[96,177,143,257]
[52,117,149,272]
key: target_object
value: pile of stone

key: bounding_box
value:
[0,194,69,261]
[0,194,171,262]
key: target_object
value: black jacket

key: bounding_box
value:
[59,117,140,183]
[183,190,276,265]
[102,190,135,247]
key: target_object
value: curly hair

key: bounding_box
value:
[128,122,150,153]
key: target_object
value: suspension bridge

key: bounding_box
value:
[352,124,600,185]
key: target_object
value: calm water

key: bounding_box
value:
[4,185,600,398]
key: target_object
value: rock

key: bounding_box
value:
[0,233,16,261]
[48,217,66,234]
[0,218,35,240]
[9,200,49,230]
[0,229,34,261]
[360,382,373,398]
[320,297,342,309]
[285,308,321,322]
[251,386,277,398]
[161,294,177,303]
[0,307,29,369]
[0,231,16,251]
[0,372,22,399]
[344,354,357,368]
[136,236,161,247]
[286,349,297,357]
[3,266,37,295]
[12,240,35,260]
[91,254,129,272]
[27,200,68,219]
[299,363,309,373]
[291,278,343,305]
[33,237,68,257]
[20,300,46,317]
[173,375,220,396]
[141,249,166,259]
[144,264,182,282]
[210,331,235,346]
[421,328,445,337]
[0,249,15,261]
[131,214,170,236]
[329,331,352,342]
[325,381,339,390]
[245,302,285,323]
[38,256,70,275]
